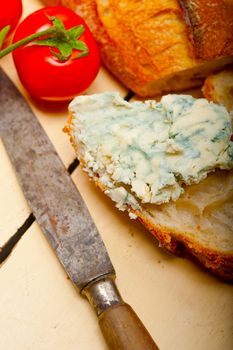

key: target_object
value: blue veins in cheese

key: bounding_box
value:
[68,92,233,212]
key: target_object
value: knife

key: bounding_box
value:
[0,69,159,350]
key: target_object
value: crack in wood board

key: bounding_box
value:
[124,90,135,101]
[0,157,80,265]
[0,213,35,265]
[67,157,80,174]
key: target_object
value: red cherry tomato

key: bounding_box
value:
[0,0,22,35]
[12,6,100,101]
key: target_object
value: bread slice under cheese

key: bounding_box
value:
[64,92,233,281]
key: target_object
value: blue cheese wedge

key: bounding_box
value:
[68,92,233,211]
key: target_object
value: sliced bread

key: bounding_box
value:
[64,93,233,281]
[202,69,233,113]
[44,0,233,96]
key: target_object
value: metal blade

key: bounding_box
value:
[0,69,115,291]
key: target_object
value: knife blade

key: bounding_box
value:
[0,69,159,350]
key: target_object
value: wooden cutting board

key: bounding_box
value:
[0,1,232,349]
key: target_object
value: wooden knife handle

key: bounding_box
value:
[99,303,159,350]
[83,277,159,350]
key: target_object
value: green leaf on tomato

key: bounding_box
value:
[32,16,88,61]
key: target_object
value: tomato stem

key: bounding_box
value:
[0,16,89,61]
[0,27,57,58]
[0,25,11,50]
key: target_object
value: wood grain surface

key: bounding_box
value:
[0,1,232,349]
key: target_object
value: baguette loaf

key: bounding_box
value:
[44,0,233,96]
[202,69,233,113]
[64,93,233,281]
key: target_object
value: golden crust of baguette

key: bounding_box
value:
[202,69,233,113]
[44,0,233,96]
[180,0,233,60]
[95,173,233,282]
[64,114,233,281]
[136,215,233,282]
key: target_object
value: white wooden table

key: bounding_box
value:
[0,1,233,349]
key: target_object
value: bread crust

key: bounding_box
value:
[88,174,233,282]
[179,0,233,59]
[135,210,233,282]
[202,69,233,113]
[44,0,233,96]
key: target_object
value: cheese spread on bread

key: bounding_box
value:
[68,93,233,210]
